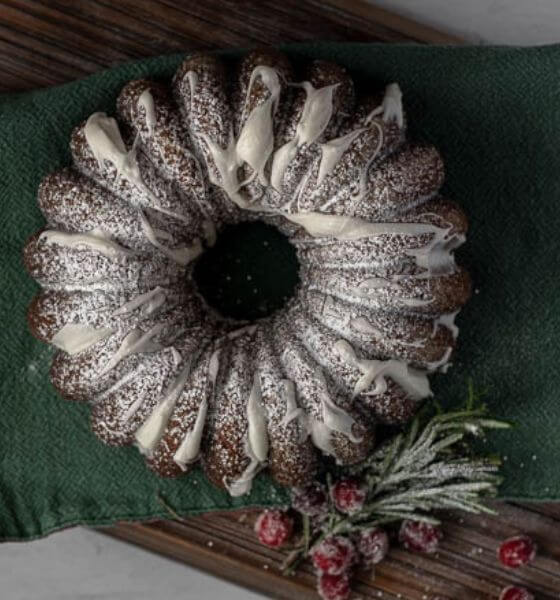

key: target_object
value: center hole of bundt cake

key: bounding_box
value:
[193,221,300,321]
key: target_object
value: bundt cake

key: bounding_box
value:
[23,50,470,496]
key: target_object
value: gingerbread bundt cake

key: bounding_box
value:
[24,50,470,496]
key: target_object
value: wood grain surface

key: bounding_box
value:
[2,1,557,598]
[105,503,560,600]
[0,0,461,92]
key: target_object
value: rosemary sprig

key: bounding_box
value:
[283,391,510,572]
[346,406,508,524]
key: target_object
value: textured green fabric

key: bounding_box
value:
[2,43,559,541]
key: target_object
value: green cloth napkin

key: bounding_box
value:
[2,43,559,541]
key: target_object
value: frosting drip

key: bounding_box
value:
[135,359,194,455]
[271,82,339,191]
[316,128,366,188]
[40,229,134,260]
[139,210,202,266]
[225,373,269,497]
[367,83,404,128]
[236,66,282,186]
[173,397,208,468]
[99,324,165,375]
[137,89,157,135]
[112,287,167,317]
[333,339,431,400]
[51,323,114,355]
[84,113,143,186]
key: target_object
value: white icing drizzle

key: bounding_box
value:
[224,437,263,497]
[270,81,339,191]
[173,397,208,469]
[354,277,402,293]
[99,324,165,375]
[200,131,245,205]
[227,324,258,340]
[382,83,404,127]
[316,128,366,188]
[84,113,190,226]
[112,287,167,317]
[170,347,183,367]
[150,227,174,242]
[135,359,193,455]
[434,310,460,340]
[195,66,283,206]
[349,317,425,348]
[95,362,145,406]
[51,323,114,355]
[208,348,221,386]
[246,374,269,462]
[236,66,281,186]
[85,113,143,184]
[425,345,453,373]
[283,213,442,240]
[348,122,384,207]
[367,83,404,128]
[139,210,202,265]
[309,419,336,456]
[400,297,434,308]
[349,317,384,339]
[315,368,361,443]
[185,71,199,110]
[270,138,298,191]
[297,82,339,146]
[40,229,134,260]
[279,367,362,455]
[137,89,157,136]
[224,373,269,497]
[288,215,461,287]
[333,339,431,400]
[408,218,465,277]
[123,386,150,422]
[352,277,434,309]
[280,379,305,428]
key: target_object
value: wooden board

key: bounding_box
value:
[2,1,558,598]
[104,503,560,599]
[0,0,461,92]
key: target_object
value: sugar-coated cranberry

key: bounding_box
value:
[499,585,535,600]
[317,572,351,600]
[330,478,367,514]
[291,482,328,517]
[254,510,293,548]
[399,520,443,554]
[356,527,389,567]
[498,535,537,568]
[311,535,356,575]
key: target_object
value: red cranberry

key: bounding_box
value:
[291,482,328,517]
[499,585,534,600]
[317,572,351,600]
[498,535,537,568]
[254,510,293,548]
[311,535,356,575]
[356,527,389,567]
[399,520,443,554]
[330,478,367,514]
